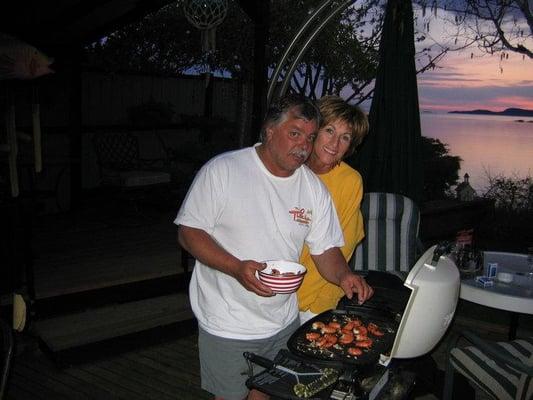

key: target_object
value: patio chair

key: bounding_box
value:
[443,330,533,400]
[0,318,13,400]
[349,192,424,277]
[92,131,171,189]
[92,131,172,220]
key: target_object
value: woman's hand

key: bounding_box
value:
[337,269,374,304]
[312,247,374,304]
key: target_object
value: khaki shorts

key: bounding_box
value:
[198,318,300,400]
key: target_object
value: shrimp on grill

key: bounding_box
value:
[339,333,354,345]
[351,318,362,328]
[323,333,338,347]
[355,338,373,348]
[342,320,356,333]
[367,322,384,337]
[348,347,363,356]
[306,332,321,341]
[321,325,337,334]
[316,333,337,348]
[315,335,328,348]
[353,325,368,337]
[312,321,325,330]
[328,321,341,330]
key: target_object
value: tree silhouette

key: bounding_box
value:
[416,0,532,59]
[421,136,462,200]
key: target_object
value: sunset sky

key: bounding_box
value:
[413,7,533,113]
[417,48,533,112]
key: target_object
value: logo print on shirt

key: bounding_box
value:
[289,207,312,226]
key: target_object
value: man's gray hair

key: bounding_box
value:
[259,94,321,142]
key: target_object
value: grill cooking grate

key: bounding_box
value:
[288,310,398,367]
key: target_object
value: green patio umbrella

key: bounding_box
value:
[354,0,423,204]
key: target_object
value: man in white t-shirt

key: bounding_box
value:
[174,94,373,400]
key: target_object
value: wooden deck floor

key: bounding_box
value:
[6,315,513,400]
[6,331,211,400]
[31,205,183,300]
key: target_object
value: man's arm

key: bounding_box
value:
[311,247,373,304]
[178,225,273,297]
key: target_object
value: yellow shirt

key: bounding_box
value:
[297,162,364,314]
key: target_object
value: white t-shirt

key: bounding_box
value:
[174,145,344,340]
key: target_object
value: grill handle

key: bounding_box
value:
[243,352,275,369]
[431,241,454,266]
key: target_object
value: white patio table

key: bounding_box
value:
[459,251,533,339]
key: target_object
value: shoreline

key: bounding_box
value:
[419,112,532,192]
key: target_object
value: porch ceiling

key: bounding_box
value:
[1,0,177,50]
[1,0,265,52]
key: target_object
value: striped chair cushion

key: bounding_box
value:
[350,192,420,273]
[450,337,533,400]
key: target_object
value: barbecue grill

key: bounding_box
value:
[245,244,460,399]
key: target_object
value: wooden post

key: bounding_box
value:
[32,87,42,173]
[202,72,214,143]
[237,0,270,146]
[237,80,253,148]
[203,73,214,118]
[6,103,19,197]
[249,1,270,146]
[68,47,83,214]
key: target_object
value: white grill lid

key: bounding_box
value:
[383,244,460,364]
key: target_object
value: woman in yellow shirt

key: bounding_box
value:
[298,95,369,324]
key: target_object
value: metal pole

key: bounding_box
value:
[278,0,354,99]
[266,0,334,105]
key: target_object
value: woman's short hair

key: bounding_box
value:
[260,93,321,142]
[317,95,369,158]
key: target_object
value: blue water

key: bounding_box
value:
[420,113,533,192]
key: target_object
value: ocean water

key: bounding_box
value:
[420,113,533,192]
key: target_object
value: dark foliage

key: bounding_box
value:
[482,175,533,213]
[421,136,461,201]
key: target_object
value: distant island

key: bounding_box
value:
[448,108,533,117]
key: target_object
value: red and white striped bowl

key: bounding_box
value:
[258,260,306,294]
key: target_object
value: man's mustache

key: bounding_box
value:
[290,149,309,159]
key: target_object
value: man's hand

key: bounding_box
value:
[229,260,274,297]
[337,270,374,304]
[178,226,274,297]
